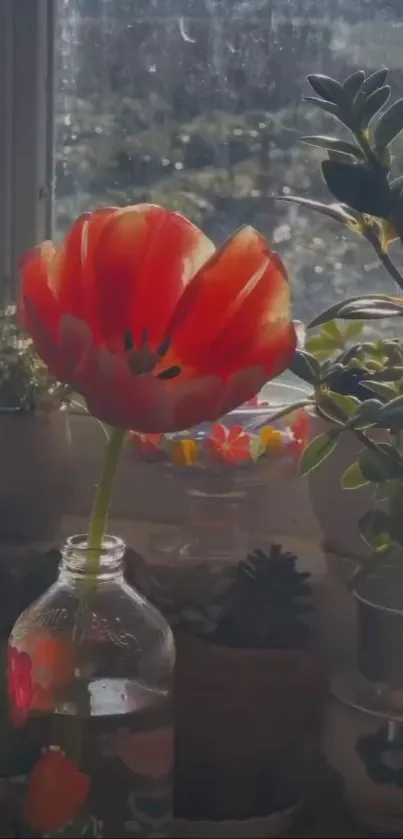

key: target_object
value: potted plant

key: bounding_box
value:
[132,544,327,836]
[0,306,73,545]
[276,65,403,567]
[274,66,403,830]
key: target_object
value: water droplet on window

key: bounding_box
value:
[179,17,196,44]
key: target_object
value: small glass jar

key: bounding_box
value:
[8,534,175,838]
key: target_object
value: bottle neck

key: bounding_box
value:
[60,534,125,583]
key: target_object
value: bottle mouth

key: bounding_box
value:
[64,534,125,554]
[61,534,126,578]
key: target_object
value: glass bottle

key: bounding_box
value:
[8,534,175,839]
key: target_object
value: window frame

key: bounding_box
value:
[0,0,54,298]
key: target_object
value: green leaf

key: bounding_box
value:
[359,446,401,483]
[303,97,342,120]
[326,391,362,420]
[360,67,388,97]
[378,394,403,426]
[300,431,339,476]
[390,174,403,190]
[300,135,364,159]
[288,350,321,385]
[349,399,383,430]
[306,334,339,359]
[276,195,358,227]
[321,320,344,342]
[342,461,370,490]
[343,321,364,341]
[343,70,365,101]
[338,298,403,319]
[357,85,391,128]
[307,74,345,104]
[321,160,391,218]
[358,509,392,553]
[361,380,399,400]
[374,97,403,147]
[309,294,403,328]
[375,478,401,502]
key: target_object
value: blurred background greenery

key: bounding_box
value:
[54,0,403,325]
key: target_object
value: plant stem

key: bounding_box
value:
[86,426,127,574]
[365,226,403,291]
[263,398,314,426]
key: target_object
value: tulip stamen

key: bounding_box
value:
[157,365,181,381]
[124,330,133,351]
[157,336,171,357]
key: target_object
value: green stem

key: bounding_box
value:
[365,225,403,291]
[86,426,127,575]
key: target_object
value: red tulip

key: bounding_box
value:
[19,205,297,433]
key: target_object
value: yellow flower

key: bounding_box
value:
[259,426,284,455]
[170,439,199,466]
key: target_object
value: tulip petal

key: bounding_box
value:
[79,349,175,431]
[217,366,268,416]
[57,314,92,384]
[194,252,297,379]
[19,242,59,347]
[92,204,215,351]
[171,375,223,430]
[164,226,272,369]
[51,208,118,339]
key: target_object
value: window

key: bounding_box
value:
[2,0,403,325]
[0,0,54,303]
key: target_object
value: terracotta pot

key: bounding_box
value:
[174,630,327,820]
[0,409,73,542]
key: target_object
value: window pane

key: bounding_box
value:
[54,0,403,323]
